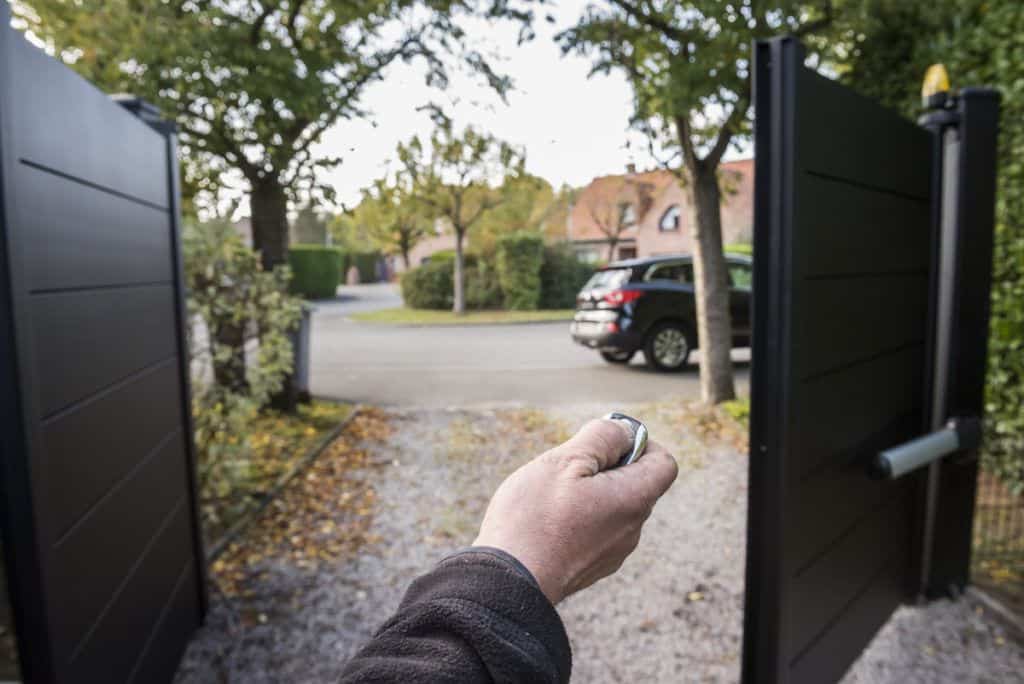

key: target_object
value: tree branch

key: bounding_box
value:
[605,0,694,44]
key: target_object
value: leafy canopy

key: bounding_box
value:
[13,0,542,210]
[397,119,526,236]
[558,0,835,170]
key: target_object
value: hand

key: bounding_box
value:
[473,418,678,605]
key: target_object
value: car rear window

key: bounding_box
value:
[582,268,631,290]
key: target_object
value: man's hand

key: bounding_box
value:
[474,418,679,605]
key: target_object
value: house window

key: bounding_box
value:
[617,246,638,260]
[619,203,636,228]
[659,205,681,231]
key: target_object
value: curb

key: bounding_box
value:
[205,405,363,563]
[966,585,1024,644]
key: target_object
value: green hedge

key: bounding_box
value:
[496,233,544,310]
[288,245,343,299]
[539,245,593,309]
[348,250,381,283]
[402,242,593,311]
[401,259,453,309]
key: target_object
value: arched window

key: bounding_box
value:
[659,205,681,231]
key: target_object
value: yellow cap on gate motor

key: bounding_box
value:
[921,64,951,103]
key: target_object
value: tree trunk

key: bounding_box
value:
[453,228,466,314]
[249,176,298,411]
[688,163,736,404]
[607,237,619,261]
[250,177,290,271]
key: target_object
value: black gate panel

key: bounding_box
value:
[0,4,205,682]
[742,38,933,684]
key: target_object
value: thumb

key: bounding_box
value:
[603,440,679,509]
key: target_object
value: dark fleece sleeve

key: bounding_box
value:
[338,547,571,683]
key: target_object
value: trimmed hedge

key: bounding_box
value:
[288,245,343,299]
[401,259,453,309]
[349,250,381,283]
[496,233,544,310]
[539,245,593,309]
[402,242,594,311]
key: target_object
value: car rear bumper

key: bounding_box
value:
[570,311,642,352]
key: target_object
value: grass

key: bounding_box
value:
[351,307,575,325]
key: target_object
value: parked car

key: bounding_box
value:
[570,254,752,372]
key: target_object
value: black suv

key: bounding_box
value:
[570,254,752,372]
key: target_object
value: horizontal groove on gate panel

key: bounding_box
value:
[791,422,919,568]
[16,160,174,292]
[41,360,183,542]
[797,69,931,201]
[50,428,183,550]
[792,345,924,479]
[127,564,201,684]
[31,284,178,417]
[788,497,911,656]
[9,32,168,208]
[792,274,928,380]
[66,507,192,684]
[788,552,907,683]
[48,437,188,663]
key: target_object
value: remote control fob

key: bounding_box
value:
[602,412,648,467]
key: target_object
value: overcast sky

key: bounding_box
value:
[313,0,663,209]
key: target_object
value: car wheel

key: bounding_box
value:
[644,322,691,372]
[600,350,635,364]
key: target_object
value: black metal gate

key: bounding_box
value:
[742,37,1000,683]
[0,6,206,683]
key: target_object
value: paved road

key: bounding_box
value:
[309,284,750,407]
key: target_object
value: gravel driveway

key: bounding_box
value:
[176,403,1023,683]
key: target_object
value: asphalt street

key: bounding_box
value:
[309,284,750,407]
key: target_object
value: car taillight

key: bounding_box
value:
[603,289,643,306]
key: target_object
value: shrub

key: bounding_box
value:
[539,245,593,309]
[288,245,343,299]
[465,258,503,309]
[496,232,544,310]
[183,221,302,516]
[349,250,382,283]
[401,259,453,309]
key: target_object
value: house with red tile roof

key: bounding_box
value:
[567,159,754,263]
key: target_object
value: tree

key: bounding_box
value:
[559,1,835,403]
[833,0,1024,492]
[398,121,525,314]
[14,0,537,271]
[349,173,432,270]
[291,201,329,245]
[474,173,556,252]
[577,174,653,260]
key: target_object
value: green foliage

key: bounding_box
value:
[348,250,382,283]
[401,259,454,310]
[341,173,432,268]
[838,0,1024,493]
[288,245,343,299]
[183,220,302,505]
[539,246,594,309]
[402,244,592,311]
[466,258,504,309]
[724,243,753,257]
[721,398,751,427]
[15,1,535,215]
[496,232,544,310]
[398,119,525,312]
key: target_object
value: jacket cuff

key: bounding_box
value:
[408,547,571,682]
